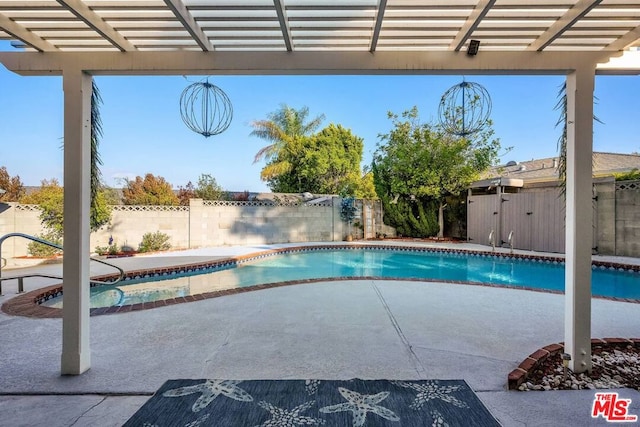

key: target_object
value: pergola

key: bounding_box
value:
[1,0,639,376]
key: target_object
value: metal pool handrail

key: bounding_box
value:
[507,230,515,254]
[488,229,496,251]
[0,232,125,295]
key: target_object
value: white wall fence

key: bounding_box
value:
[0,198,391,260]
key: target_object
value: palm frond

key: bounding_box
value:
[554,82,567,196]
[249,120,281,142]
[250,104,325,182]
[90,80,104,204]
[554,81,601,198]
[253,143,279,163]
[260,160,292,181]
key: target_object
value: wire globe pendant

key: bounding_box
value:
[180,79,233,137]
[438,80,492,137]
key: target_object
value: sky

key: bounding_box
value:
[1,41,639,193]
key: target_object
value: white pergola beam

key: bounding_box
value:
[0,13,59,52]
[598,49,640,75]
[369,0,388,52]
[564,66,595,374]
[528,0,603,51]
[450,0,496,52]
[0,51,611,76]
[163,0,213,52]
[273,0,293,52]
[56,0,136,52]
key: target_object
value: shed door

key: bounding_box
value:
[467,195,499,245]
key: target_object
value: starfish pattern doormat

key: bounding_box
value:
[124,379,501,426]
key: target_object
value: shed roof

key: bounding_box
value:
[483,151,640,182]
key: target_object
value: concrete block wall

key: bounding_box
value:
[0,203,45,259]
[615,181,640,257]
[91,205,190,252]
[193,200,336,246]
[1,197,370,259]
[595,180,615,255]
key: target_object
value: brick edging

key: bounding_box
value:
[508,338,640,390]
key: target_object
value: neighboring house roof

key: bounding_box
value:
[480,152,640,183]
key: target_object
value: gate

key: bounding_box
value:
[467,195,499,245]
[468,189,567,253]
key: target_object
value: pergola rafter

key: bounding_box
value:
[273,0,293,52]
[451,0,496,52]
[0,13,58,52]
[527,0,603,52]
[55,0,136,52]
[369,0,387,52]
[606,23,640,52]
[162,0,212,51]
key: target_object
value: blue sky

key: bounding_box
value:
[1,43,639,193]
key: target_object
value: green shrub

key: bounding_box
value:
[95,243,120,256]
[614,168,640,181]
[138,231,171,253]
[27,231,63,257]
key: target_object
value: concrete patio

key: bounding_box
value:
[1,242,639,426]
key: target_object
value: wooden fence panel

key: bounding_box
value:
[468,189,567,253]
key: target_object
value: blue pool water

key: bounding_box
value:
[45,249,640,308]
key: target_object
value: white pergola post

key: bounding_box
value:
[61,68,92,375]
[564,66,595,374]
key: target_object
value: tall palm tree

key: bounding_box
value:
[251,104,325,181]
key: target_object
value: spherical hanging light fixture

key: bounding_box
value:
[180,79,233,137]
[438,80,492,137]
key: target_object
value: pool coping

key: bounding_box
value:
[3,244,640,319]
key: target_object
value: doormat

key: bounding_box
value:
[124,379,501,426]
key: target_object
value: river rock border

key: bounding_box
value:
[508,338,640,390]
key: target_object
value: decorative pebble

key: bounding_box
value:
[523,346,640,391]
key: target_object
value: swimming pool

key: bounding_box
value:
[42,247,640,309]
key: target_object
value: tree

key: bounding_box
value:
[90,189,115,231]
[300,124,364,195]
[122,174,179,205]
[21,179,113,234]
[355,171,377,199]
[177,174,224,205]
[194,174,223,200]
[265,123,369,194]
[21,179,65,235]
[177,181,196,206]
[373,107,501,237]
[0,166,25,202]
[251,104,325,183]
